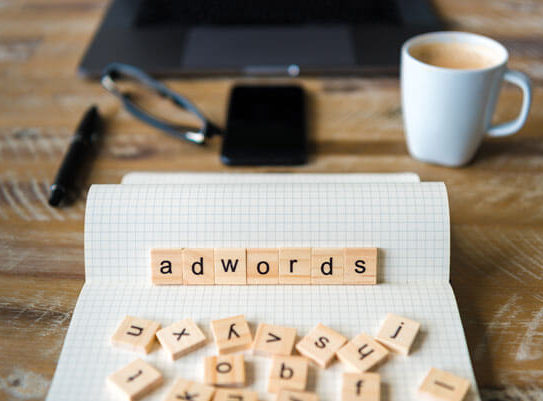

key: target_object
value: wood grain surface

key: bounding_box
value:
[1,0,542,400]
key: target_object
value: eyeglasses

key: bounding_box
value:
[101,63,222,145]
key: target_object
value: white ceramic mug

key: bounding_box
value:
[401,31,532,167]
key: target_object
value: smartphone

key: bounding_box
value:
[221,85,307,166]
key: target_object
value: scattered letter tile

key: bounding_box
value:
[213,388,258,401]
[164,378,215,401]
[375,313,420,355]
[279,248,311,284]
[342,373,380,401]
[183,248,215,285]
[268,355,308,393]
[156,318,206,360]
[336,333,389,372]
[204,354,245,387]
[343,248,378,285]
[214,248,247,285]
[311,248,344,285]
[247,248,279,284]
[277,389,319,401]
[253,323,297,356]
[150,249,183,285]
[418,368,470,401]
[295,323,347,368]
[211,314,253,354]
[107,358,163,401]
[111,316,160,354]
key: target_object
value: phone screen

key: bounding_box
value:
[221,85,307,165]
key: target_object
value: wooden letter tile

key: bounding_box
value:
[343,248,378,285]
[156,318,206,360]
[211,315,253,354]
[268,355,308,393]
[253,323,297,356]
[150,249,183,285]
[204,354,245,387]
[213,388,258,401]
[214,248,247,285]
[311,248,344,285]
[107,358,163,401]
[247,248,279,285]
[277,390,319,401]
[164,378,215,401]
[336,333,389,372]
[184,248,215,285]
[279,248,311,285]
[295,323,347,368]
[375,313,420,355]
[111,316,160,354]
[342,373,380,401]
[418,368,470,401]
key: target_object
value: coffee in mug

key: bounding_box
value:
[401,31,532,167]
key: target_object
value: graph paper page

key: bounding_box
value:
[46,182,480,401]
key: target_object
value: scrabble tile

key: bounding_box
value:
[343,248,378,285]
[342,373,380,401]
[214,248,247,285]
[213,388,258,401]
[295,323,347,368]
[279,248,311,285]
[156,318,207,360]
[164,378,215,401]
[375,313,421,355]
[111,316,160,354]
[150,249,183,285]
[184,248,215,285]
[418,368,470,401]
[277,390,318,401]
[253,323,297,356]
[268,356,308,393]
[211,315,253,354]
[204,354,245,387]
[247,248,279,285]
[311,248,344,285]
[107,358,163,401]
[336,333,389,372]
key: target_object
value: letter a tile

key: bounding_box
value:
[418,368,470,401]
[156,318,207,360]
[107,358,163,401]
[211,315,253,354]
[183,248,215,285]
[336,333,389,372]
[295,323,347,368]
[150,249,183,285]
[253,323,297,356]
[164,378,215,401]
[111,316,161,354]
[311,248,344,285]
[375,313,420,355]
[268,355,308,393]
[342,373,380,401]
[204,354,245,387]
[214,248,247,285]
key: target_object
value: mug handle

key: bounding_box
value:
[487,69,532,137]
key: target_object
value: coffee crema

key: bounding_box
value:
[409,41,500,70]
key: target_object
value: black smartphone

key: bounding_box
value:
[221,85,307,166]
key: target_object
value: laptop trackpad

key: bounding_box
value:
[181,25,354,72]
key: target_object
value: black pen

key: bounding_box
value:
[49,105,103,207]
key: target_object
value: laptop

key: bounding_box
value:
[79,0,442,78]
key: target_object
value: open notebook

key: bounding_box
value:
[47,174,480,401]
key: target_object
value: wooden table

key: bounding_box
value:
[1,0,542,400]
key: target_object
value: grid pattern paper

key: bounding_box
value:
[85,183,449,285]
[46,179,480,401]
